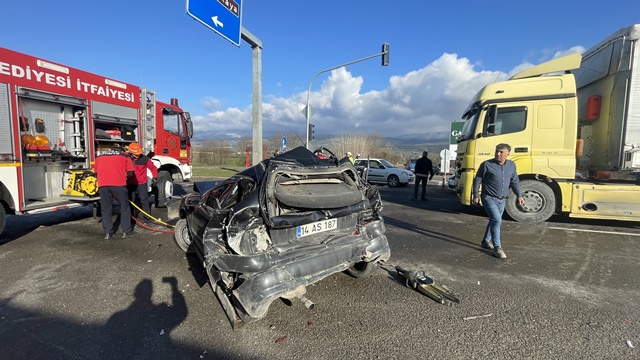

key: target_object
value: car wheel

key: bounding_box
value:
[505,180,556,223]
[345,261,380,278]
[387,175,400,187]
[173,219,194,253]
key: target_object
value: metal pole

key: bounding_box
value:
[305,50,387,149]
[241,27,263,166]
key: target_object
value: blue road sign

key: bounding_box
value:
[186,0,243,46]
[281,136,287,152]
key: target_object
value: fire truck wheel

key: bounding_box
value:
[0,204,6,236]
[505,180,556,223]
[155,170,173,208]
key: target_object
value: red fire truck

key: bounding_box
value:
[0,47,193,236]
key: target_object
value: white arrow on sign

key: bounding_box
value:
[211,16,223,28]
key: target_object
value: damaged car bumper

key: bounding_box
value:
[174,146,391,328]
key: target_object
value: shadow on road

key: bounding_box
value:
[378,184,640,229]
[383,215,492,256]
[1,205,94,245]
[0,277,232,359]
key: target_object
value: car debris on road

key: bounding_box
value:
[396,265,460,305]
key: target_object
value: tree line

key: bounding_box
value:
[192,132,439,167]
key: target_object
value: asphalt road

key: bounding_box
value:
[1,180,639,359]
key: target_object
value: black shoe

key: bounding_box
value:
[122,230,136,239]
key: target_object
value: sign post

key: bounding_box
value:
[186,0,243,46]
[439,149,451,190]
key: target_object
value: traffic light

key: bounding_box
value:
[309,123,315,140]
[381,43,390,66]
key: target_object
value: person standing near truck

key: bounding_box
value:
[127,142,158,218]
[472,143,525,259]
[95,145,136,239]
[413,151,434,201]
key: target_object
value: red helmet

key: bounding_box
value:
[129,142,143,156]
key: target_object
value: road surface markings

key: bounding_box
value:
[549,227,640,237]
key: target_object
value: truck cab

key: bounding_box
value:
[456,25,640,223]
[456,54,581,222]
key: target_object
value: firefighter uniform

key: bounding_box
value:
[94,146,135,239]
[127,143,158,216]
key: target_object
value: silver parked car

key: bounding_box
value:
[354,158,415,187]
[448,174,457,189]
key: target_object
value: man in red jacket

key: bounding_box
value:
[127,143,158,218]
[94,145,135,239]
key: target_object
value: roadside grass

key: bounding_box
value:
[192,165,247,179]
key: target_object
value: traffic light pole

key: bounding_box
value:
[241,27,263,166]
[305,44,389,149]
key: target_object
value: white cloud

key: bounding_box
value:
[201,96,223,110]
[192,52,577,140]
[553,46,586,59]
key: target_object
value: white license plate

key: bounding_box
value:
[296,218,337,238]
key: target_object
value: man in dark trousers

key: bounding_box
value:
[95,145,136,239]
[127,142,158,218]
[413,151,434,200]
[472,143,525,259]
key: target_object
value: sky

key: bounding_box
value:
[1,1,639,142]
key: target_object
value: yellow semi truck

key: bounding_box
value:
[454,24,640,223]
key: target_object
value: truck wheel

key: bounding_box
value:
[155,170,173,208]
[505,180,555,223]
[345,261,380,278]
[387,175,400,188]
[0,205,6,236]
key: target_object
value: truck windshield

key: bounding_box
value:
[163,112,180,136]
[459,106,480,142]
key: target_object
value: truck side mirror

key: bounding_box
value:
[185,112,194,138]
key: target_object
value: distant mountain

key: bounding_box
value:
[385,131,449,145]
[192,130,451,147]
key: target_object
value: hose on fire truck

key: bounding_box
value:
[129,200,175,234]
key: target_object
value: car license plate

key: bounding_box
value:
[296,218,337,238]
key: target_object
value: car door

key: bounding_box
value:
[367,160,385,183]
[188,181,235,254]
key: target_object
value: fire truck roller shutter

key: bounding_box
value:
[0,84,12,155]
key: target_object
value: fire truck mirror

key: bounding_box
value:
[186,114,193,138]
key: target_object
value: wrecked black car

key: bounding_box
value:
[174,146,390,328]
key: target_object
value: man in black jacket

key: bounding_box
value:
[413,151,434,201]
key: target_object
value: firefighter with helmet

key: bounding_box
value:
[127,143,158,218]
